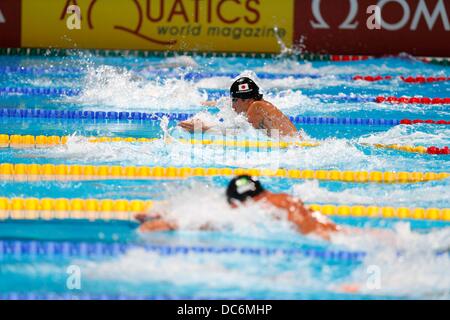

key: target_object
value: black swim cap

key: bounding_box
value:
[230,77,263,100]
[226,175,265,204]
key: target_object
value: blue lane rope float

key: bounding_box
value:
[0,240,366,262]
[0,108,192,121]
[0,86,398,104]
[0,108,402,126]
[0,87,80,96]
[3,86,447,106]
[183,71,328,81]
[4,66,449,84]
[0,292,251,300]
[0,66,83,75]
[195,90,377,103]
[0,67,339,80]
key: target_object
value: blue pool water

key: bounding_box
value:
[0,52,449,300]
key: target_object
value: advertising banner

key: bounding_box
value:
[0,0,448,57]
[0,0,21,48]
[293,0,450,57]
[21,0,293,53]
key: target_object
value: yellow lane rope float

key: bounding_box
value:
[2,134,444,155]
[0,163,448,183]
[0,197,448,221]
[0,134,319,149]
[368,143,428,154]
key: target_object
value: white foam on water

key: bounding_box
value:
[143,183,297,238]
[256,60,411,76]
[358,124,450,146]
[78,186,450,298]
[292,180,450,207]
[157,55,199,69]
[66,65,207,111]
[76,248,322,295]
[330,223,450,298]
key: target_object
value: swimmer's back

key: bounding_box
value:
[247,100,299,138]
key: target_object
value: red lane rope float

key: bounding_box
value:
[353,75,450,83]
[400,76,450,83]
[400,119,450,125]
[427,146,450,155]
[330,55,370,62]
[353,75,392,81]
[375,96,450,105]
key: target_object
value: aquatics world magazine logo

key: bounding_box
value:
[19,0,293,52]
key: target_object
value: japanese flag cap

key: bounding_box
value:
[230,77,262,100]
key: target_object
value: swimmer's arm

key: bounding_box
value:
[275,194,338,239]
[201,101,218,107]
[178,118,227,134]
[139,219,178,232]
[178,118,215,133]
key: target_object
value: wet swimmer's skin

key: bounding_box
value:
[178,77,301,139]
[135,175,339,240]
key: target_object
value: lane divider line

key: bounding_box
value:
[0,240,366,262]
[2,85,450,106]
[0,197,448,221]
[353,75,450,83]
[370,143,450,155]
[0,164,448,183]
[2,48,450,67]
[376,96,450,105]
[0,108,448,126]
[3,65,449,84]
[2,134,448,156]
[0,292,255,300]
[0,134,320,149]
[0,47,371,63]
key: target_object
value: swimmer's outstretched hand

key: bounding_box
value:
[201,100,218,107]
[178,119,212,133]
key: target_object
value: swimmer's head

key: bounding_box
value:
[226,175,265,205]
[230,77,263,101]
[230,77,263,114]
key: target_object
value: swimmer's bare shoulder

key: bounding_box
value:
[247,100,299,138]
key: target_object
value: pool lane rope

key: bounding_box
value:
[0,134,320,149]
[0,163,448,184]
[1,134,448,156]
[376,96,450,104]
[2,47,450,67]
[0,292,262,300]
[354,75,450,83]
[0,47,372,62]
[0,108,415,126]
[2,65,449,84]
[0,240,367,263]
[1,108,448,126]
[2,85,450,106]
[0,292,251,301]
[0,197,448,222]
[368,143,450,155]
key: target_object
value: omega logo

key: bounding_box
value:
[310,0,450,31]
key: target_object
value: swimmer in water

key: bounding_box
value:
[178,77,301,138]
[135,175,339,240]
